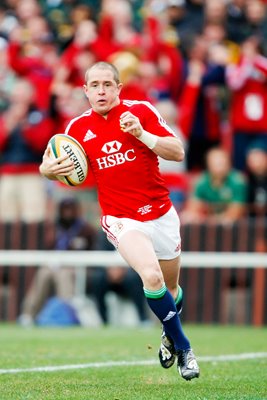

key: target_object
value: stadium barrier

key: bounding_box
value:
[0,219,266,325]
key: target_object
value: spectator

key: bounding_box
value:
[148,0,204,53]
[182,33,226,171]
[226,35,267,171]
[141,2,184,101]
[204,0,227,25]
[52,19,98,88]
[110,51,150,102]
[99,0,142,55]
[88,230,150,326]
[226,0,248,44]
[0,36,16,112]
[69,3,95,28]
[49,83,89,133]
[0,78,54,222]
[155,59,204,209]
[245,140,267,218]
[244,0,267,53]
[38,0,74,50]
[18,197,97,326]
[136,1,185,102]
[181,147,248,224]
[0,3,18,39]
[7,15,59,110]
[184,0,204,35]
[14,0,42,24]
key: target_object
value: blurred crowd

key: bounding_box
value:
[0,0,266,224]
[0,0,266,327]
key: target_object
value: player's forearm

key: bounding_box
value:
[150,135,185,162]
[120,111,184,161]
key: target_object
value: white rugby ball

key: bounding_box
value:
[48,134,88,186]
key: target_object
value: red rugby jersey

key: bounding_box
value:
[65,100,176,221]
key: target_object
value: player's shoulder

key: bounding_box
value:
[65,108,93,134]
[122,99,156,112]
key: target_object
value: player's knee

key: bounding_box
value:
[141,267,164,290]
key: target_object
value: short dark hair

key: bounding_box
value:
[84,62,120,84]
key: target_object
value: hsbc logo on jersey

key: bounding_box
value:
[101,141,122,154]
[96,140,136,170]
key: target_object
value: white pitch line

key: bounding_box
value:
[0,352,266,375]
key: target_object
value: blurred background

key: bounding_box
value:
[0,0,266,327]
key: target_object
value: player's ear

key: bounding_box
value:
[117,82,123,94]
[83,84,89,98]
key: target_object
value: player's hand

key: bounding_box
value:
[119,112,143,138]
[39,146,74,178]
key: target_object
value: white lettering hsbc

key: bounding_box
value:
[96,149,136,169]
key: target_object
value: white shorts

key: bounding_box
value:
[101,206,181,260]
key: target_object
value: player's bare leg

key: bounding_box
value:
[160,257,183,314]
[117,230,164,290]
[160,257,183,311]
[117,230,199,380]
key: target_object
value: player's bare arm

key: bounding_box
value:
[39,146,74,180]
[120,111,184,162]
[150,135,184,162]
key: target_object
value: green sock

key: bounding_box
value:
[175,285,183,314]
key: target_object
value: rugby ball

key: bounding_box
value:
[48,134,88,186]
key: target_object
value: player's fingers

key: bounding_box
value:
[123,120,142,132]
[120,112,139,125]
[56,154,70,163]
[120,111,131,119]
[51,162,74,175]
[121,113,137,123]
[123,124,138,132]
[56,168,74,176]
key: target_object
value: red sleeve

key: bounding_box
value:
[134,102,176,137]
[23,117,55,153]
[178,82,201,138]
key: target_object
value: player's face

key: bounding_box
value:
[83,68,122,116]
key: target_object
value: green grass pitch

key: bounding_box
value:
[0,324,266,400]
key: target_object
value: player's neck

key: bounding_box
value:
[97,99,121,119]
